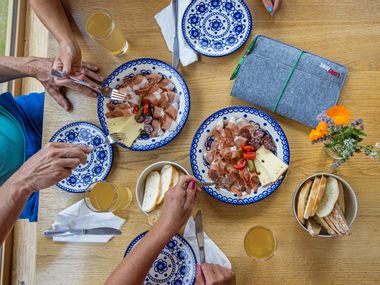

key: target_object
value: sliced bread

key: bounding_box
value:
[297,180,313,225]
[316,177,340,218]
[142,171,161,213]
[171,167,179,188]
[307,218,322,237]
[337,180,346,214]
[303,176,321,220]
[314,215,336,235]
[330,204,351,235]
[157,165,175,204]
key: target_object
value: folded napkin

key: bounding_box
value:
[51,199,125,243]
[183,217,232,269]
[155,0,198,66]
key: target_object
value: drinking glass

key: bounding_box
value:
[84,181,132,213]
[86,9,129,56]
[244,225,277,261]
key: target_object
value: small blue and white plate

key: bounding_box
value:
[49,121,113,193]
[124,232,196,285]
[98,58,191,151]
[190,106,290,205]
[182,0,253,57]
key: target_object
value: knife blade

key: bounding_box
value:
[196,181,216,188]
[43,227,122,237]
[172,0,180,69]
[195,210,206,263]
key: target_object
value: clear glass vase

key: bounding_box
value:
[324,146,344,170]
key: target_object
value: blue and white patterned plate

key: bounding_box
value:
[182,0,253,57]
[124,232,196,285]
[98,58,190,151]
[49,121,113,193]
[190,106,290,205]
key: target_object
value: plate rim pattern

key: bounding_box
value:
[49,121,113,193]
[182,0,253,57]
[124,231,197,285]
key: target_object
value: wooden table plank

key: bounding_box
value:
[32,1,380,284]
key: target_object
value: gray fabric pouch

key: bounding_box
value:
[230,35,348,127]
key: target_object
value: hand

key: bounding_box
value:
[30,56,104,112]
[261,0,282,16]
[54,39,82,75]
[196,264,236,285]
[156,175,199,235]
[9,142,92,194]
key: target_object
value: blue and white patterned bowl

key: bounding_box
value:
[182,0,253,57]
[190,106,290,205]
[125,232,196,285]
[49,121,113,193]
[98,58,191,151]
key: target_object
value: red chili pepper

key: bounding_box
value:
[133,106,139,114]
[242,145,254,152]
[233,159,247,170]
[143,103,149,115]
[243,152,256,160]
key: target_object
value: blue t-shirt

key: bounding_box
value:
[0,92,44,222]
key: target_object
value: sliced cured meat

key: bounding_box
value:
[166,91,177,103]
[158,78,176,91]
[144,93,161,105]
[165,104,178,120]
[132,75,149,90]
[146,73,162,84]
[153,106,165,119]
[161,115,173,130]
[106,101,117,112]
[234,136,248,148]
[159,92,170,108]
[105,103,133,118]
[205,151,214,165]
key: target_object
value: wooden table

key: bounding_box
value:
[34,1,380,284]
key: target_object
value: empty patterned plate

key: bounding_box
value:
[182,0,253,57]
[124,232,196,285]
[49,121,113,193]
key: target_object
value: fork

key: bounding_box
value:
[51,69,126,103]
[93,132,126,151]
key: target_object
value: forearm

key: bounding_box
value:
[0,56,44,83]
[105,222,176,285]
[29,0,75,44]
[0,177,32,244]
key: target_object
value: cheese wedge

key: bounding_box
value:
[106,116,144,147]
[253,159,272,186]
[255,146,288,182]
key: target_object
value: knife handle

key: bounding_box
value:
[43,229,82,237]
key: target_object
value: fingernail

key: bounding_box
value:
[266,5,273,13]
[190,181,196,190]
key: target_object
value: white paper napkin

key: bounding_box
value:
[155,0,198,66]
[183,217,232,269]
[51,199,125,243]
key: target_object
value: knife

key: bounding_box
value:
[43,227,122,237]
[195,210,206,263]
[196,181,216,188]
[172,0,180,69]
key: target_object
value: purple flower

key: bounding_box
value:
[317,112,334,126]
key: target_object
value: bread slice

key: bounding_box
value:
[323,216,341,235]
[329,204,351,235]
[303,177,321,219]
[297,180,313,225]
[157,165,175,204]
[337,180,345,214]
[306,218,322,237]
[170,167,179,188]
[142,171,161,212]
[316,177,340,218]
[314,215,336,235]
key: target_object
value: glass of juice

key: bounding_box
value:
[84,181,132,213]
[85,9,128,56]
[244,225,277,261]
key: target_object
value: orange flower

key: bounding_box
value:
[309,122,329,141]
[326,105,350,125]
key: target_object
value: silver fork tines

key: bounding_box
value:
[93,132,126,151]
